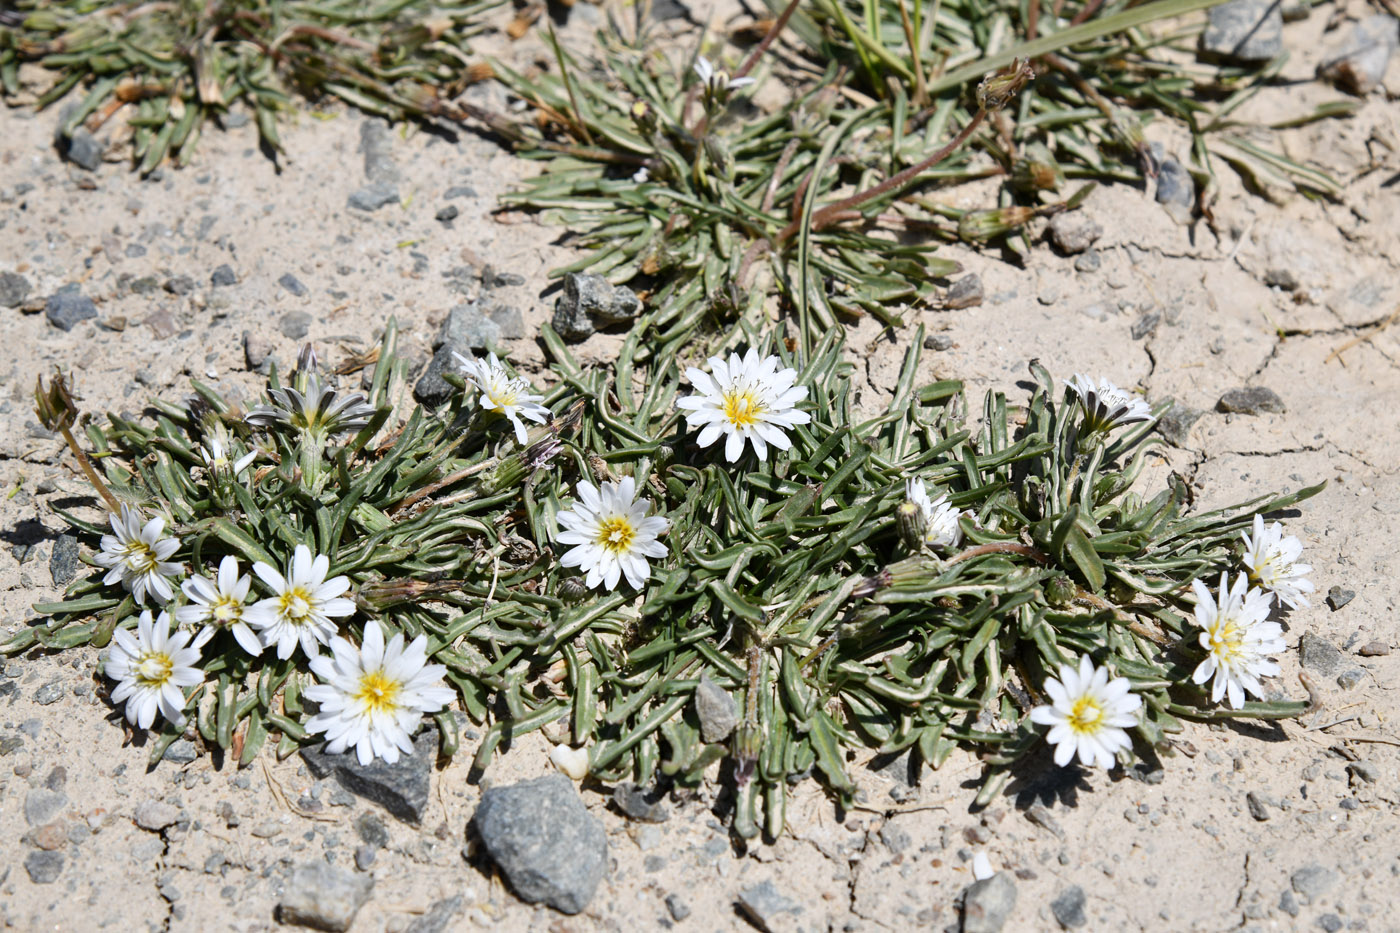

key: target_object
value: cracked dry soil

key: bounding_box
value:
[1,10,1399,933]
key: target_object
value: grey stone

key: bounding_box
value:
[24,850,64,884]
[278,274,308,298]
[347,182,400,212]
[1047,213,1103,254]
[1050,885,1086,928]
[1130,311,1161,340]
[280,311,313,340]
[45,289,97,332]
[611,782,669,823]
[163,739,198,764]
[552,273,642,341]
[1290,863,1336,904]
[1279,889,1300,917]
[1200,0,1283,62]
[962,872,1018,933]
[435,205,459,223]
[665,893,691,922]
[360,119,399,186]
[404,895,465,933]
[472,773,607,915]
[1156,404,1204,448]
[129,275,161,296]
[413,305,502,406]
[354,845,376,871]
[164,275,195,296]
[211,264,238,287]
[61,127,103,171]
[34,679,63,706]
[354,812,388,849]
[243,332,271,369]
[301,727,435,823]
[879,820,911,853]
[737,880,801,932]
[1347,760,1380,784]
[1318,14,1398,95]
[25,788,68,826]
[0,271,31,308]
[1246,791,1271,821]
[923,334,954,351]
[483,268,526,289]
[445,184,477,200]
[125,243,148,259]
[44,766,67,791]
[1216,386,1285,415]
[49,534,80,586]
[1325,586,1355,611]
[1336,669,1364,690]
[1073,250,1101,273]
[694,675,739,744]
[1316,913,1343,932]
[1299,633,1345,676]
[277,861,373,932]
[1155,158,1195,224]
[134,799,180,832]
[944,274,984,310]
[489,305,526,339]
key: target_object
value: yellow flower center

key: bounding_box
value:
[279,588,313,623]
[596,517,636,555]
[722,387,764,428]
[135,652,174,686]
[355,670,401,714]
[122,541,159,574]
[486,378,520,409]
[212,599,241,624]
[1208,620,1243,663]
[1068,696,1105,734]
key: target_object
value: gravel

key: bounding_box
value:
[59,127,103,171]
[347,120,401,212]
[1336,669,1364,690]
[348,183,400,212]
[551,273,642,341]
[611,782,670,823]
[961,872,1018,933]
[472,773,608,914]
[694,675,739,743]
[1047,214,1102,254]
[413,303,504,406]
[1216,386,1285,415]
[1299,633,1346,677]
[277,861,374,932]
[1357,640,1390,657]
[1200,0,1283,62]
[48,534,80,586]
[403,895,465,933]
[1325,586,1355,611]
[1317,14,1398,95]
[34,679,64,705]
[1291,863,1337,904]
[24,788,68,826]
[1156,404,1204,448]
[435,205,459,224]
[665,893,691,921]
[1130,311,1161,340]
[211,264,238,287]
[45,288,98,331]
[737,880,802,932]
[1246,791,1271,821]
[1073,250,1100,273]
[278,274,309,298]
[302,727,436,824]
[24,850,64,884]
[0,270,31,307]
[280,310,313,339]
[1049,885,1086,928]
[1155,158,1195,224]
[944,274,984,310]
[134,799,181,832]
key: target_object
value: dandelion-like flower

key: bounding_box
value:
[452,351,551,444]
[199,435,257,478]
[1240,514,1314,609]
[304,622,455,765]
[1067,374,1152,434]
[244,544,355,660]
[176,555,263,656]
[902,477,964,549]
[556,478,670,591]
[1030,655,1141,769]
[103,609,209,730]
[1190,572,1284,709]
[246,346,375,437]
[677,348,811,462]
[93,504,182,605]
[693,56,755,108]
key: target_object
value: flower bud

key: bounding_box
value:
[731,722,762,786]
[630,99,658,136]
[1045,575,1077,608]
[1011,142,1064,192]
[976,59,1035,113]
[957,206,1035,243]
[896,500,927,551]
[558,575,589,604]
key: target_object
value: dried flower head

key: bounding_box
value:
[246,345,375,437]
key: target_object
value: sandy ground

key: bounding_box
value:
[0,5,1398,932]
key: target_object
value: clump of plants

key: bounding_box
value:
[14,307,1320,838]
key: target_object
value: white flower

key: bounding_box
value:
[244,544,355,660]
[452,351,551,444]
[103,609,209,730]
[677,348,811,462]
[904,477,963,549]
[93,504,182,605]
[550,744,590,780]
[1190,572,1285,709]
[1240,514,1314,609]
[693,55,755,101]
[632,166,650,184]
[246,348,375,438]
[556,477,670,591]
[176,555,264,656]
[1030,655,1141,769]
[199,435,257,477]
[304,622,456,766]
[1067,374,1152,434]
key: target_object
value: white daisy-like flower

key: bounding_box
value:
[1066,374,1153,434]
[1029,655,1142,769]
[1240,514,1314,609]
[199,435,257,478]
[103,609,210,730]
[452,351,551,444]
[246,347,375,438]
[677,348,812,462]
[693,55,755,104]
[176,555,263,656]
[304,622,456,766]
[244,544,355,660]
[1190,572,1285,709]
[556,477,670,591]
[93,504,182,605]
[903,477,964,549]
[632,166,650,184]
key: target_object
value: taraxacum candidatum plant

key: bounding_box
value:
[15,310,1321,838]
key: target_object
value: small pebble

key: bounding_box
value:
[1325,586,1355,611]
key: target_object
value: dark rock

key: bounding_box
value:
[49,534,80,587]
[25,788,68,826]
[129,276,162,296]
[404,895,465,933]
[611,782,669,822]
[1336,669,1364,690]
[552,273,642,341]
[1216,386,1285,415]
[301,727,435,824]
[1156,404,1203,447]
[435,205,459,223]
[354,845,375,871]
[665,893,691,921]
[1073,250,1100,273]
[280,310,313,340]
[737,880,801,932]
[483,268,527,289]
[1155,159,1195,223]
[944,274,984,310]
[0,271,31,308]
[1347,760,1380,784]
[1025,803,1065,840]
[923,334,954,351]
[33,680,64,705]
[278,274,308,298]
[1318,14,1398,95]
[444,184,477,200]
[44,766,67,791]
[1200,0,1283,62]
[277,861,373,932]
[1299,633,1345,677]
[1047,214,1102,254]
[1325,586,1355,611]
[59,128,103,171]
[472,773,607,915]
[134,799,180,831]
[210,264,238,287]
[413,305,502,406]
[1291,863,1336,904]
[1050,885,1086,928]
[1317,913,1343,932]
[1130,311,1161,340]
[1357,640,1390,657]
[1279,889,1301,918]
[962,872,1018,933]
[360,119,399,186]
[347,182,399,212]
[164,275,194,296]
[354,812,388,849]
[24,850,64,884]
[489,305,526,339]
[45,289,97,331]
[1246,791,1271,821]
[694,675,738,744]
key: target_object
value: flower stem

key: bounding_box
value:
[58,423,121,514]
